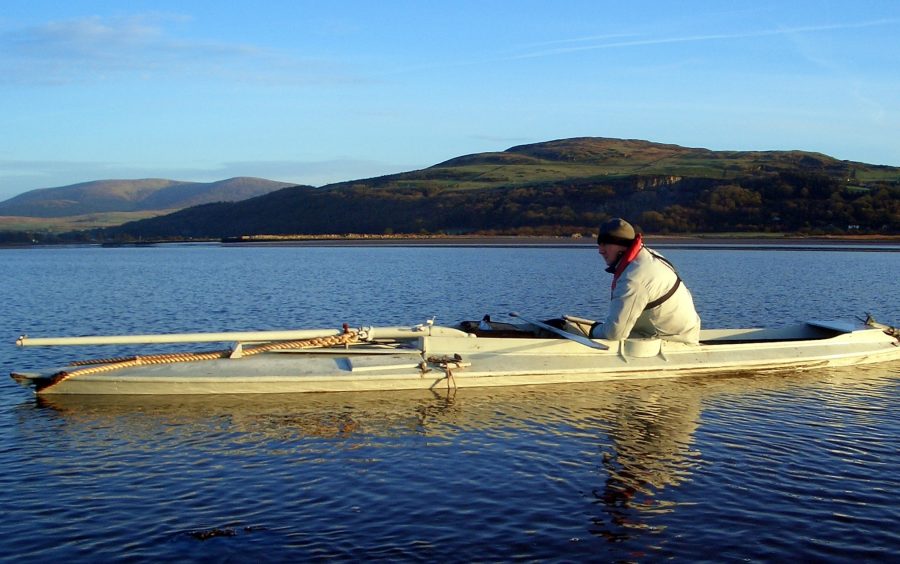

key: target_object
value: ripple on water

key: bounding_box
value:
[3,368,899,561]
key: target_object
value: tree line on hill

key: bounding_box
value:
[72,170,900,241]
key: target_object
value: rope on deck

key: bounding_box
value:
[37,326,359,392]
[863,313,900,341]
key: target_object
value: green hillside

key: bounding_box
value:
[335,137,897,190]
[15,138,900,243]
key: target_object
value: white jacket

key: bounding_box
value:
[596,247,701,344]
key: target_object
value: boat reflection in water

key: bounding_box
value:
[30,364,898,547]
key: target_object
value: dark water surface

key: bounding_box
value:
[1,245,898,562]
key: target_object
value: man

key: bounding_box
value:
[589,218,701,344]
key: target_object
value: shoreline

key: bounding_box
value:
[4,234,898,250]
[219,234,900,249]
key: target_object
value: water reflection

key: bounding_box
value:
[23,365,900,550]
[591,381,701,541]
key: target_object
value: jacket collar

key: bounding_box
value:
[609,234,643,292]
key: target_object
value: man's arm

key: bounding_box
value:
[597,278,649,340]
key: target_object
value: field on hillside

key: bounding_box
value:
[0,210,174,232]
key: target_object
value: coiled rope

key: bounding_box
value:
[38,326,359,392]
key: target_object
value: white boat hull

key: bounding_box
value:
[11,319,900,395]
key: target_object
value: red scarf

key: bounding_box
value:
[610,234,643,296]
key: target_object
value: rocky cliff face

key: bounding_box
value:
[635,176,683,190]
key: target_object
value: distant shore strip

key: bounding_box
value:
[219,233,900,251]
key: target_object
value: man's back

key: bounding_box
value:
[601,247,701,344]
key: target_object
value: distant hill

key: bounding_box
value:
[18,137,900,242]
[0,177,295,217]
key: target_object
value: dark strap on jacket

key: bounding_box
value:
[644,250,681,311]
[645,277,681,310]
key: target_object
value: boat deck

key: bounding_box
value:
[11,319,900,395]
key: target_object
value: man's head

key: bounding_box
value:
[596,218,637,266]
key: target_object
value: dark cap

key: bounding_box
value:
[597,218,637,246]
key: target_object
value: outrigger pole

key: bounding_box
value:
[16,324,460,347]
[16,328,345,347]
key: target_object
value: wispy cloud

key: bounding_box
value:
[513,32,640,50]
[778,21,898,127]
[508,19,900,60]
[379,18,900,79]
[0,14,358,86]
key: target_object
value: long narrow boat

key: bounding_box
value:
[11,314,900,395]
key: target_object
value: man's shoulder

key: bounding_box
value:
[632,246,660,264]
[628,247,676,277]
[640,246,674,265]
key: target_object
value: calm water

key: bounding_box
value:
[1,244,898,562]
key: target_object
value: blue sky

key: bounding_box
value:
[1,1,898,201]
